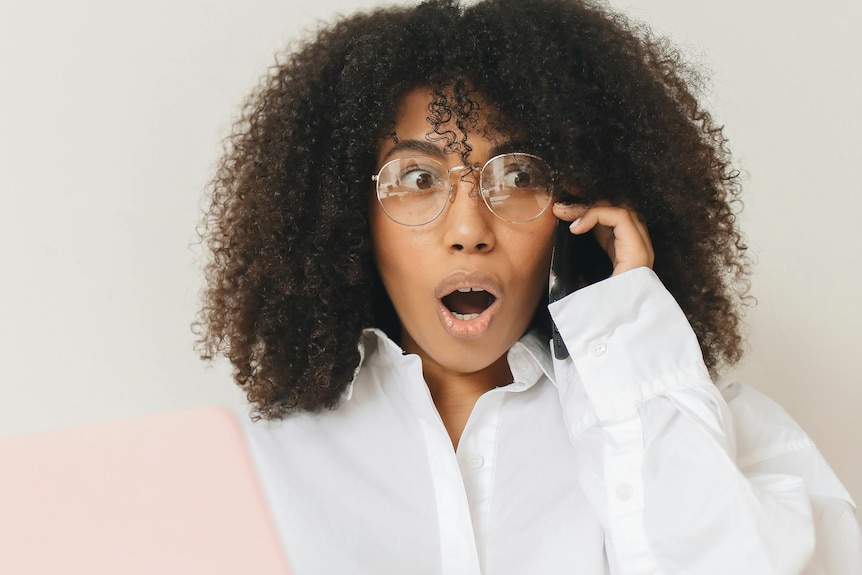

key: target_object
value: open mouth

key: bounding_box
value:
[441,287,497,321]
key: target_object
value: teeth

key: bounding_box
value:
[452,312,480,321]
[456,287,486,293]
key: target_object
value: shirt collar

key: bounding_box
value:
[343,328,554,401]
[506,330,555,392]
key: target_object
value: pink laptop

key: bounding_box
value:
[0,406,291,574]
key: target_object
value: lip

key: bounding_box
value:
[434,271,503,339]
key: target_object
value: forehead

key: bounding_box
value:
[377,86,509,165]
[392,88,438,134]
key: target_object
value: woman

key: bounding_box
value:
[196,0,860,572]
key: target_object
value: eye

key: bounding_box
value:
[390,157,445,193]
[501,164,541,189]
[400,168,436,191]
[510,169,531,188]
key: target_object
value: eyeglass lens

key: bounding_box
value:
[375,153,552,226]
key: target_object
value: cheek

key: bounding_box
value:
[370,207,432,298]
[370,210,401,288]
[370,200,401,264]
[516,215,556,278]
[519,219,557,307]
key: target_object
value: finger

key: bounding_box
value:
[567,206,636,236]
[591,223,616,256]
[632,217,655,267]
[583,200,618,255]
[625,209,650,245]
[552,200,590,222]
[626,212,654,266]
[568,206,653,274]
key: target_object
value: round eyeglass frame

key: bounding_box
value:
[371,152,554,226]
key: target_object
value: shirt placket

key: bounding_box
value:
[456,390,505,571]
[399,357,483,575]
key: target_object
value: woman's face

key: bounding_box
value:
[370,87,557,377]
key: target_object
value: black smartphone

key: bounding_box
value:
[549,218,614,359]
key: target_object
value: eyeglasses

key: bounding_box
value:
[372,153,554,226]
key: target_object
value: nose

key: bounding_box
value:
[442,167,496,254]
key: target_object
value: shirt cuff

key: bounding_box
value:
[548,267,713,424]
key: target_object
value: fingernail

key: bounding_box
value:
[569,218,581,231]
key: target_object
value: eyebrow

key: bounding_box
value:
[381,140,447,162]
[381,138,527,163]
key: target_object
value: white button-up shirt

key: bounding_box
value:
[244,268,861,574]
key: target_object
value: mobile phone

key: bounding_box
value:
[549,218,614,359]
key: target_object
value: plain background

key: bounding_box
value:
[1,0,859,506]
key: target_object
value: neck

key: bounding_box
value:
[404,340,512,450]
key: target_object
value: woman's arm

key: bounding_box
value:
[551,267,860,573]
[548,204,860,574]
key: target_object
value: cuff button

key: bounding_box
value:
[589,340,607,357]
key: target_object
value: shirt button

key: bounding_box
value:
[616,482,634,501]
[589,340,607,356]
[466,455,484,470]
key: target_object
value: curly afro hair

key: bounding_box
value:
[196,0,750,420]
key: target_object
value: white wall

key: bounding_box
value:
[1,0,859,504]
[620,0,862,506]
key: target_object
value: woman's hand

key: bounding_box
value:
[552,202,655,276]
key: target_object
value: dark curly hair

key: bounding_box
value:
[196,0,750,420]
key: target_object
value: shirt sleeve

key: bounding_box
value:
[548,267,860,574]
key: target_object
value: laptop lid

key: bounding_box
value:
[0,406,291,574]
